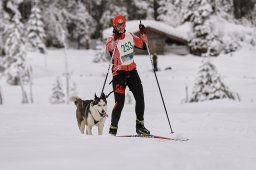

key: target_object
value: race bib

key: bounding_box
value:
[121,53,134,63]
[117,33,134,65]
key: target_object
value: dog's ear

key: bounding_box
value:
[101,92,106,99]
[94,93,98,99]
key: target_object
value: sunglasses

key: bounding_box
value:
[115,23,125,29]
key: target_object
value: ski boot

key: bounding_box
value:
[109,125,118,136]
[136,119,150,135]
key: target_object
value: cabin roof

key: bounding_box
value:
[102,20,189,42]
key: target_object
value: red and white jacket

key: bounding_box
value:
[106,32,147,76]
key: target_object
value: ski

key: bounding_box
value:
[116,134,189,141]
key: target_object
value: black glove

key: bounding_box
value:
[139,23,146,34]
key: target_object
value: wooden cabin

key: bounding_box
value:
[103,20,189,55]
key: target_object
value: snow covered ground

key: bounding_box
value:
[0,47,256,170]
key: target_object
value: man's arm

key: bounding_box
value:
[131,33,147,50]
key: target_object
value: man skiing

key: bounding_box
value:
[106,15,150,136]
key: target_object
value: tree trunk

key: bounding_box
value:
[63,49,70,104]
[29,66,34,104]
[233,0,242,18]
[153,0,159,20]
[19,73,29,104]
[0,85,3,104]
[233,0,255,18]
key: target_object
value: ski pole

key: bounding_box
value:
[100,58,111,97]
[145,42,174,134]
[100,43,117,97]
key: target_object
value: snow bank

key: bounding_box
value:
[211,16,256,47]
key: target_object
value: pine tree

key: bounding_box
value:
[189,57,236,102]
[3,1,30,103]
[68,0,96,49]
[88,0,109,38]
[93,40,107,63]
[70,82,78,97]
[0,0,4,53]
[126,0,149,20]
[146,0,155,19]
[127,0,154,20]
[233,0,255,19]
[182,0,222,56]
[26,0,46,54]
[4,14,29,86]
[0,0,10,56]
[251,4,256,26]
[215,0,234,17]
[0,1,6,104]
[5,0,22,17]
[100,4,128,29]
[43,1,69,47]
[0,1,2,17]
[50,77,65,104]
[157,0,181,27]
[243,3,256,27]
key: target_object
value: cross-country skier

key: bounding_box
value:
[106,15,150,136]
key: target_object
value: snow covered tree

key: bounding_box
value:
[93,40,107,63]
[0,1,5,55]
[182,0,222,56]
[100,4,127,29]
[189,58,236,102]
[43,1,69,48]
[0,1,11,56]
[5,0,24,18]
[0,1,3,17]
[0,1,6,105]
[146,0,155,19]
[41,0,96,48]
[242,3,256,27]
[67,0,95,49]
[126,0,150,20]
[215,0,234,18]
[26,0,46,54]
[157,0,181,27]
[4,15,29,86]
[3,0,30,103]
[69,82,78,97]
[87,0,109,38]
[50,76,65,104]
[233,0,255,19]
[250,4,256,26]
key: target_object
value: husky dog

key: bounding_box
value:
[70,93,108,135]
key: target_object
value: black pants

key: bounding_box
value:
[111,69,144,127]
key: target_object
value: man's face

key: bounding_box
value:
[114,23,125,34]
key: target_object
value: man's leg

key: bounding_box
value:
[109,74,126,135]
[127,70,150,135]
[127,70,144,120]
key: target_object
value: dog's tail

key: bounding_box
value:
[69,96,81,105]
